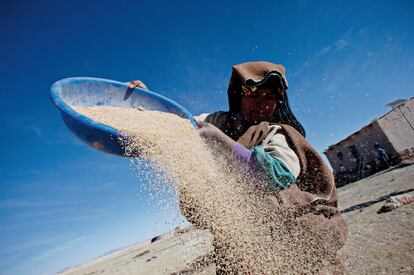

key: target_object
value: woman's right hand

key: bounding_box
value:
[197,121,223,140]
[128,80,149,90]
[197,121,236,150]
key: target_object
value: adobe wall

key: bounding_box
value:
[325,121,396,184]
[378,99,414,162]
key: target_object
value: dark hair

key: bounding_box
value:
[272,92,306,137]
[260,77,306,137]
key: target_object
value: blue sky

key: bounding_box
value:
[1,0,413,274]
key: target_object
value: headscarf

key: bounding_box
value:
[221,61,306,140]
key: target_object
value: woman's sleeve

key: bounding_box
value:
[194,111,229,128]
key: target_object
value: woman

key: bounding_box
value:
[130,61,348,273]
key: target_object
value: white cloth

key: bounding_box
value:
[261,125,301,178]
[196,112,301,178]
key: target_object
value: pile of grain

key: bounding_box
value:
[73,106,335,274]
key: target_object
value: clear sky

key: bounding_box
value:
[1,0,413,274]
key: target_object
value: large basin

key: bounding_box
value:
[50,77,196,156]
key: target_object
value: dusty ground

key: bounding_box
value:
[338,164,414,275]
[61,164,414,275]
[61,229,214,275]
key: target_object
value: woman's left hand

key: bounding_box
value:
[128,80,149,90]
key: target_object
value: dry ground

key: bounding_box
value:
[61,164,414,275]
[338,164,413,274]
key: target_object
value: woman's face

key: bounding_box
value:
[240,87,277,125]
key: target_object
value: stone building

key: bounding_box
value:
[324,97,414,185]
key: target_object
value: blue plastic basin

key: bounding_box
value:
[50,77,197,157]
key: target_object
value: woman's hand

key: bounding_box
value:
[197,121,221,139]
[197,121,236,150]
[128,80,149,90]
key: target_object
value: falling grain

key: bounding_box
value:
[73,105,336,274]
